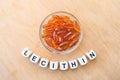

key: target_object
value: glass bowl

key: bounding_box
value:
[39,11,83,54]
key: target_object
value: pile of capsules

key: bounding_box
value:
[42,15,80,51]
[21,48,96,71]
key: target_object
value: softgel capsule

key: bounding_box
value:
[21,48,96,71]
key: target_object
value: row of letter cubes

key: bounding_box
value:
[21,48,96,70]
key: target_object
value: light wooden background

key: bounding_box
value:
[0,0,120,80]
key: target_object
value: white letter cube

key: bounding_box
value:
[78,56,88,66]
[86,50,96,60]
[69,60,78,69]
[60,61,68,70]
[39,58,49,68]
[30,54,40,63]
[21,48,32,57]
[49,61,58,70]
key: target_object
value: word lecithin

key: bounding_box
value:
[21,48,96,71]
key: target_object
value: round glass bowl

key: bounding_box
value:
[39,11,83,54]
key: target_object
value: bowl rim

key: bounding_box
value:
[39,11,83,54]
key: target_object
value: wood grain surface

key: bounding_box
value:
[0,0,120,80]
